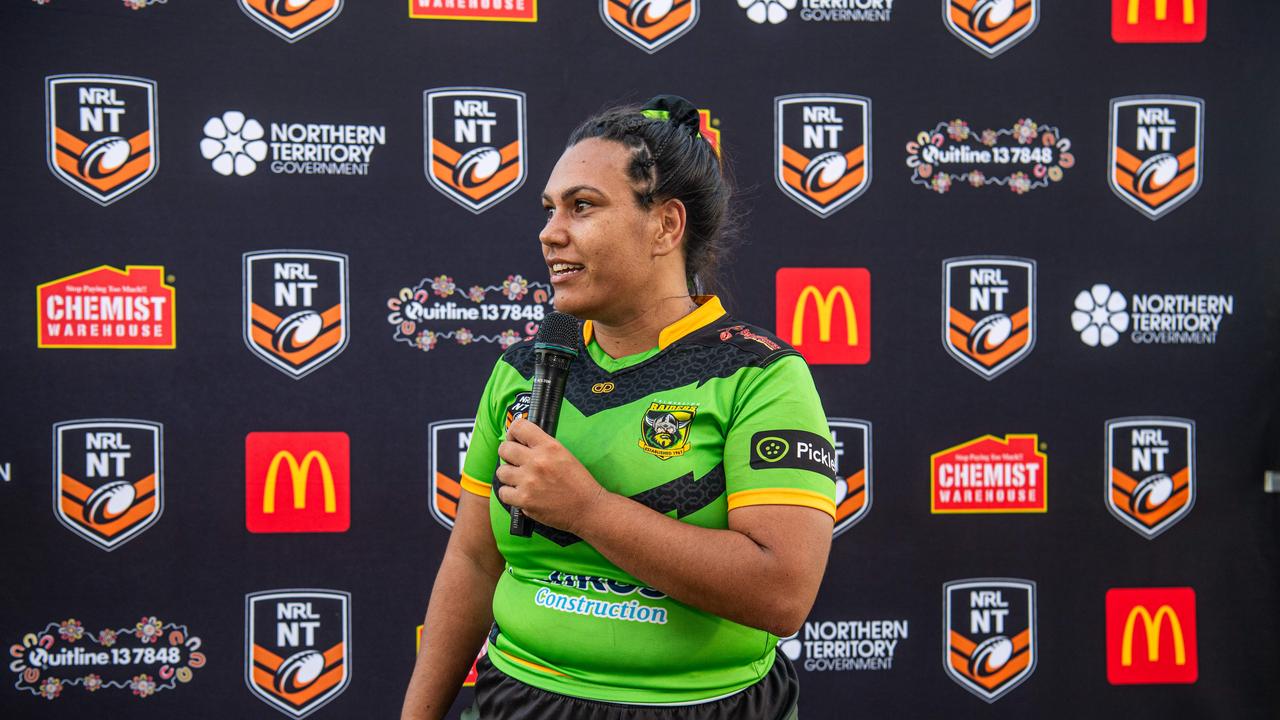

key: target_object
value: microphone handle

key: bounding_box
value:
[510,349,573,536]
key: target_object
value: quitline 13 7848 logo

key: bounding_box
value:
[53,420,163,551]
[774,94,872,217]
[943,256,1035,380]
[944,578,1036,702]
[1109,95,1204,219]
[1106,417,1195,539]
[424,88,527,213]
[243,250,349,379]
[46,74,157,206]
[246,589,351,718]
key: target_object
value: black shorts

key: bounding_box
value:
[470,653,800,720]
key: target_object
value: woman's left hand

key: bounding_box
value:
[494,418,606,534]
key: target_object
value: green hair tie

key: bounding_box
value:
[640,109,671,121]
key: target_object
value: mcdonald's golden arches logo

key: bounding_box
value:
[1106,587,1198,684]
[776,268,870,365]
[246,432,349,533]
[1112,0,1206,43]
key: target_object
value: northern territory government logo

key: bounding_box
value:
[238,0,343,43]
[828,419,872,536]
[778,617,908,672]
[246,432,350,534]
[200,110,385,177]
[37,265,175,349]
[243,250,349,379]
[411,0,536,21]
[1071,283,1233,347]
[428,418,475,529]
[943,257,1035,380]
[601,0,699,53]
[45,74,157,206]
[386,273,552,353]
[931,434,1046,513]
[9,616,205,700]
[639,402,697,460]
[246,589,351,718]
[1109,95,1204,219]
[774,94,872,217]
[740,0,893,24]
[424,87,526,213]
[944,578,1036,702]
[53,419,163,551]
[943,0,1039,58]
[906,118,1074,194]
[1106,417,1195,539]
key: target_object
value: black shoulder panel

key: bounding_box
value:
[683,316,801,368]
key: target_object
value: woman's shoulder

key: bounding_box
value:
[680,315,801,370]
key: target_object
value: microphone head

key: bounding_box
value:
[534,312,580,356]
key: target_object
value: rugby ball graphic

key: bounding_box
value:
[968,635,1014,677]
[78,136,131,179]
[273,650,325,693]
[84,480,136,524]
[1130,473,1174,513]
[966,314,1013,353]
[834,478,848,504]
[266,0,314,16]
[272,310,324,353]
[969,0,1016,31]
[1134,153,1179,193]
[452,147,502,188]
[628,0,673,26]
[802,151,847,193]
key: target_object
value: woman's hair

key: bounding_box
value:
[566,95,740,297]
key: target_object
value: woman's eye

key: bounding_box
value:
[574,199,591,212]
[543,205,554,220]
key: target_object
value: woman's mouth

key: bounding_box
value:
[550,262,585,281]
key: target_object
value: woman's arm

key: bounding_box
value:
[401,490,505,720]
[496,419,833,638]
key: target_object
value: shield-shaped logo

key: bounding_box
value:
[600,0,699,53]
[1106,417,1195,539]
[942,256,1036,380]
[46,74,157,206]
[424,87,527,213]
[943,0,1040,58]
[243,250,349,379]
[53,419,163,551]
[504,392,532,430]
[1109,95,1204,220]
[639,402,697,460]
[238,0,344,43]
[246,589,351,718]
[428,419,475,530]
[828,418,872,537]
[774,94,872,218]
[944,578,1037,702]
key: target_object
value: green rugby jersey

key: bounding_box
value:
[459,297,836,704]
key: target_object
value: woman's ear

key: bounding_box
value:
[652,197,687,258]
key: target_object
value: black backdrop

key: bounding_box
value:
[3,1,1279,718]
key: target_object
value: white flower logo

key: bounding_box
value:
[740,0,794,24]
[1071,283,1129,347]
[200,111,267,177]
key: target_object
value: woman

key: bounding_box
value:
[402,95,836,720]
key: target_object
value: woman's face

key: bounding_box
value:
[539,138,661,323]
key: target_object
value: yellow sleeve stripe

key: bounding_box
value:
[727,488,836,520]
[460,473,491,497]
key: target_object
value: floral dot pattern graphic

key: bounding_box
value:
[200,111,268,177]
[1072,283,1130,347]
[740,0,795,24]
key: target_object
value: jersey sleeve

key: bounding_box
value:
[459,358,516,497]
[724,355,837,519]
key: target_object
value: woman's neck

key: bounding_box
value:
[591,294,700,359]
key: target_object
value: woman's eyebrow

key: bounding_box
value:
[542,185,604,203]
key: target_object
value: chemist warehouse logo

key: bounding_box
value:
[1109,95,1204,219]
[778,618,908,672]
[1106,417,1195,539]
[243,251,349,379]
[943,0,1040,59]
[54,420,163,551]
[200,110,386,178]
[943,257,1035,380]
[238,0,343,43]
[410,0,537,21]
[246,589,351,718]
[774,94,872,217]
[45,74,158,206]
[428,419,475,529]
[425,88,526,213]
[38,265,175,349]
[944,579,1036,702]
[931,434,1047,513]
[601,0,699,53]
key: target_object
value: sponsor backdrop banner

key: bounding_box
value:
[2,1,1278,717]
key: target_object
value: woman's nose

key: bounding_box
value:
[539,209,568,247]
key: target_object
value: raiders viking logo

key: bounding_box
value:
[427,418,475,530]
[54,419,163,551]
[944,578,1037,703]
[246,589,351,718]
[774,94,872,218]
[943,257,1036,380]
[1109,95,1204,220]
[45,74,157,206]
[828,419,872,538]
[424,87,527,213]
[639,402,697,460]
[943,0,1040,58]
[600,0,699,54]
[238,0,344,43]
[243,250,349,380]
[1106,417,1195,539]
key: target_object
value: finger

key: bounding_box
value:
[508,417,550,447]
[494,463,521,486]
[497,439,533,467]
[495,482,519,506]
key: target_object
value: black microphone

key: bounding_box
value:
[509,311,580,536]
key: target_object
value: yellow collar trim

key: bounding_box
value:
[582,296,725,350]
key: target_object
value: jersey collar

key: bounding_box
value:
[581,295,725,351]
